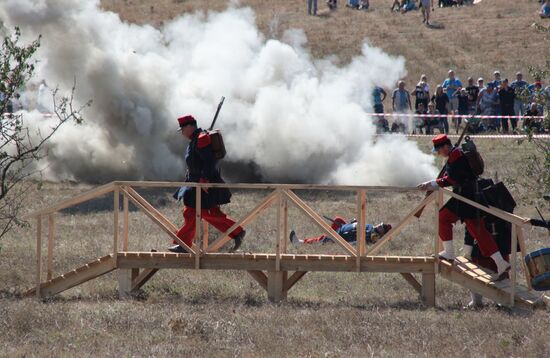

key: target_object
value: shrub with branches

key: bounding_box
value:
[0,28,90,245]
[514,23,550,203]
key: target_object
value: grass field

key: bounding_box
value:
[1,139,550,357]
[101,0,549,95]
[2,1,550,357]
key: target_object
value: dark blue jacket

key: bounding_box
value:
[174,128,231,209]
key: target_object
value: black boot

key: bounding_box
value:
[230,230,246,252]
[167,245,188,253]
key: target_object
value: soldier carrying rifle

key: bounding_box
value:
[169,103,245,253]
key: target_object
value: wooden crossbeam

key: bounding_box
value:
[114,181,420,192]
[283,189,357,257]
[247,270,268,290]
[400,273,422,294]
[367,192,437,255]
[443,189,528,227]
[124,186,179,232]
[207,190,279,253]
[25,182,115,218]
[131,268,159,291]
[120,187,196,255]
[284,271,307,291]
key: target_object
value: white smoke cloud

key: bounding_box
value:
[0,0,437,185]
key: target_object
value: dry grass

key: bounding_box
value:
[101,0,549,93]
[2,2,549,356]
[1,139,550,357]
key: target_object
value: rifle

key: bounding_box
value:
[535,206,550,233]
[208,96,225,131]
[414,120,470,218]
[206,96,227,160]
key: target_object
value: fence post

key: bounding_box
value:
[435,190,443,257]
[194,184,202,269]
[281,192,288,255]
[510,224,517,307]
[47,213,55,281]
[123,188,129,251]
[267,271,286,303]
[276,190,282,272]
[517,227,532,290]
[36,215,42,299]
[356,190,366,272]
[113,186,119,265]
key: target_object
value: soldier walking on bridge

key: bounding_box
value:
[417,134,511,280]
[170,115,245,253]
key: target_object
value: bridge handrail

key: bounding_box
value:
[27,181,535,307]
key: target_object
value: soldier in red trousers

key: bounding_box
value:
[417,134,510,281]
[169,115,245,253]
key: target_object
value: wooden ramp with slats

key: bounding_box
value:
[439,256,544,309]
[26,254,116,297]
[22,181,548,308]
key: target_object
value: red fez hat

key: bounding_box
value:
[432,134,450,147]
[331,216,347,230]
[176,115,196,131]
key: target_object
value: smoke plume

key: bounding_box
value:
[0,0,437,185]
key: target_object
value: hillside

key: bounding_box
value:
[101,0,549,90]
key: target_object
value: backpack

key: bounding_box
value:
[208,129,226,160]
[461,136,484,176]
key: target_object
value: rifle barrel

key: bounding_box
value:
[208,96,225,131]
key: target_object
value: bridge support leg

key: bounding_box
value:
[118,269,138,298]
[421,272,436,307]
[267,271,287,303]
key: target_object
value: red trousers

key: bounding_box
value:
[439,208,499,257]
[303,235,328,244]
[175,206,243,248]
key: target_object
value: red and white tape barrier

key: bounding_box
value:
[403,134,550,139]
[368,112,545,119]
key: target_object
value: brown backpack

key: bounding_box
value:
[208,129,226,160]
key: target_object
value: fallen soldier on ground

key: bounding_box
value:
[289,216,392,245]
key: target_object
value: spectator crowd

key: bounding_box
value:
[308,0,478,17]
[307,1,550,25]
[372,69,550,134]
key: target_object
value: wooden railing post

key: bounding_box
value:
[276,190,282,272]
[435,190,444,256]
[282,193,288,255]
[47,213,55,281]
[113,186,119,264]
[356,190,366,272]
[510,224,518,307]
[517,227,532,290]
[194,184,202,269]
[36,215,42,298]
[122,188,129,251]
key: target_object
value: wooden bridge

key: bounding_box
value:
[24,181,547,309]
